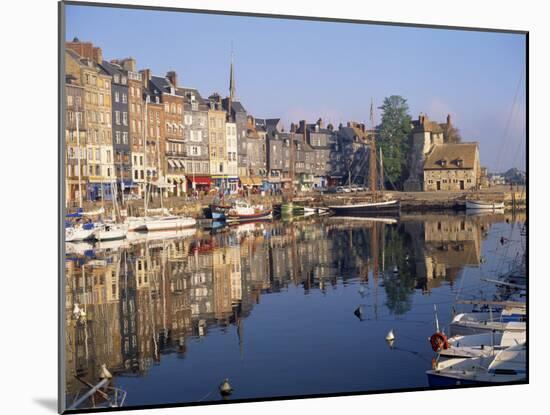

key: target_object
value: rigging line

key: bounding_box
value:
[495,66,525,173]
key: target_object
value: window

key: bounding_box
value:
[132,120,136,132]
[115,131,121,144]
[115,111,120,125]
[122,93,127,104]
[123,132,128,144]
[115,91,120,102]
[67,95,73,106]
[123,112,128,126]
[114,74,120,83]
[121,76,127,85]
[164,103,170,112]
[184,114,192,125]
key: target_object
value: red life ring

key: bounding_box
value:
[430,332,449,352]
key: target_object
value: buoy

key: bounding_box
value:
[358,286,366,295]
[100,363,113,379]
[354,306,364,320]
[219,378,233,396]
[386,329,395,342]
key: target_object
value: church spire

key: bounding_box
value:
[229,48,235,101]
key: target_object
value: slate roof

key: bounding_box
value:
[412,118,444,134]
[424,143,479,170]
[99,60,123,77]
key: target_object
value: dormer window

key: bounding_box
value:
[440,159,447,167]
[455,159,464,167]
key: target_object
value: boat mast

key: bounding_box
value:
[379,147,384,191]
[75,99,83,208]
[369,98,377,197]
[144,96,149,214]
[155,100,164,210]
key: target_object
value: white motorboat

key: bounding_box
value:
[439,330,526,359]
[144,215,197,231]
[95,222,128,241]
[466,200,505,210]
[126,216,147,231]
[65,223,98,242]
[427,342,526,386]
[449,311,526,336]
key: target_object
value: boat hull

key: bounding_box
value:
[145,217,197,231]
[426,372,484,387]
[227,210,273,223]
[329,200,401,216]
[466,200,505,210]
[65,226,97,242]
[205,204,231,221]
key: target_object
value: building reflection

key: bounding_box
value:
[64,212,518,402]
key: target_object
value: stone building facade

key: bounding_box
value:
[423,143,481,191]
[150,71,186,196]
[404,113,446,191]
[99,60,131,199]
[207,94,228,189]
[65,78,87,206]
[177,87,211,192]
[65,47,114,201]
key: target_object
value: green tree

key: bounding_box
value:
[377,96,412,189]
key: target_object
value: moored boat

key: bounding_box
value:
[466,200,505,210]
[95,222,128,241]
[449,311,526,337]
[329,199,401,216]
[65,222,98,242]
[426,342,526,386]
[227,201,272,222]
[144,215,197,231]
[205,203,232,221]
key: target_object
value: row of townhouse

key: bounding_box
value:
[64,39,373,205]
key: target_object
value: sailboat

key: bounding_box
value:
[329,104,400,216]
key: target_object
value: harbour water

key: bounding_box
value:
[64,211,526,409]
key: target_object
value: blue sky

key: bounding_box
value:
[65,4,526,171]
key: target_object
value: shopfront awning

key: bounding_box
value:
[168,160,176,168]
[240,177,253,186]
[240,176,262,186]
[191,176,211,185]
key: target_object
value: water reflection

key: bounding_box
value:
[65,211,525,408]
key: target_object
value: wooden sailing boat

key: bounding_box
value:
[329,99,401,216]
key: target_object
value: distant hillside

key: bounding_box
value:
[503,168,526,183]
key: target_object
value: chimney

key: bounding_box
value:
[166,71,178,87]
[299,120,306,133]
[447,114,452,126]
[347,121,352,128]
[120,57,136,72]
[317,117,323,129]
[290,123,296,133]
[140,69,151,89]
